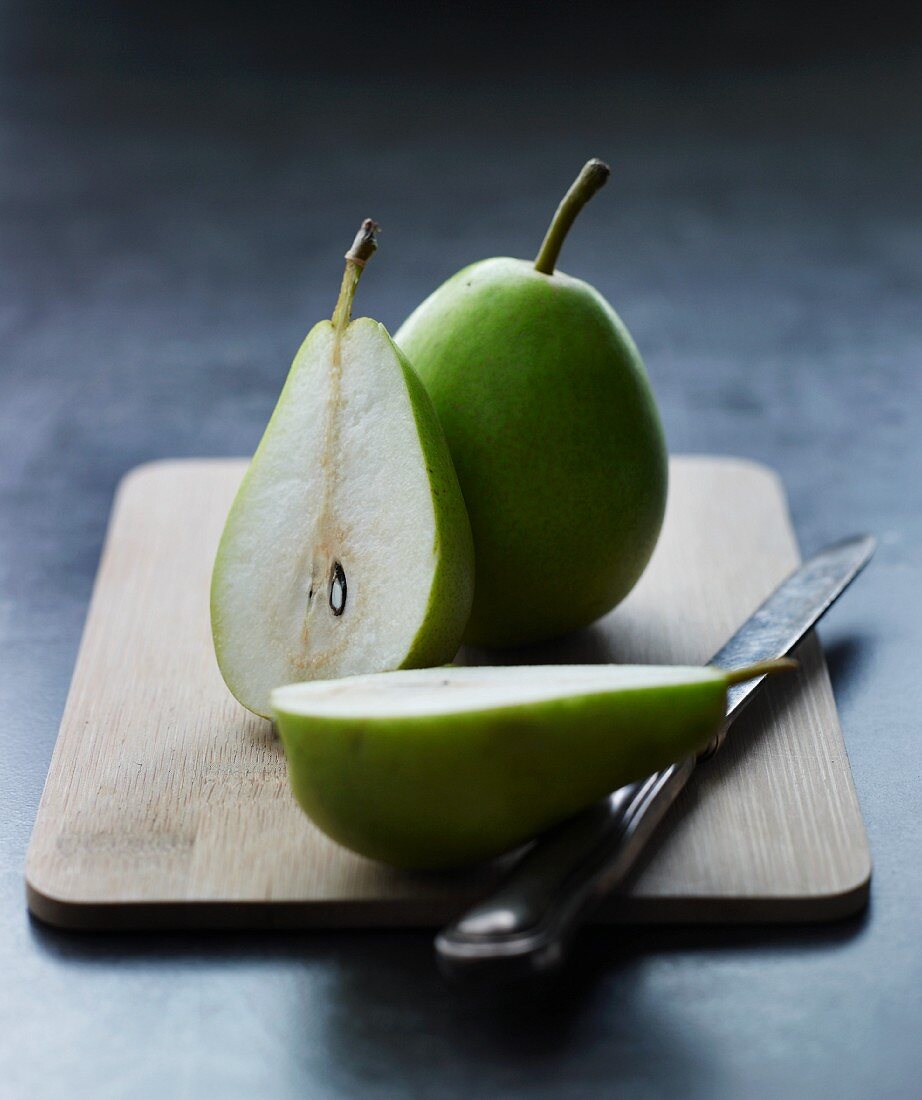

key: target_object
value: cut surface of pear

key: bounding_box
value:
[271,661,791,870]
[211,223,474,718]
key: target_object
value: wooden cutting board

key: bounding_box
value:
[25,457,871,929]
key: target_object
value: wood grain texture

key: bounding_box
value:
[25,457,871,929]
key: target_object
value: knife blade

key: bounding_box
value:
[435,534,876,982]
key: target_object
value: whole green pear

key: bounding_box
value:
[396,160,667,648]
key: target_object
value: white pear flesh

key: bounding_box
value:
[211,318,474,718]
[271,664,722,716]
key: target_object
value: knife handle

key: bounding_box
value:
[435,755,697,982]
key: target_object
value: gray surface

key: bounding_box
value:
[2,5,921,1097]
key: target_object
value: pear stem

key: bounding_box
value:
[533,159,611,275]
[332,218,379,334]
[722,657,798,686]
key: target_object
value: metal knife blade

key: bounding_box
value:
[435,534,876,982]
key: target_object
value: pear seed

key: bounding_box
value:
[329,562,347,616]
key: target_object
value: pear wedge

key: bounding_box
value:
[211,221,474,718]
[271,660,793,869]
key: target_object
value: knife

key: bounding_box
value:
[435,534,876,982]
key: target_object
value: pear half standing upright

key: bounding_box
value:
[272,660,793,870]
[396,160,668,648]
[212,221,474,718]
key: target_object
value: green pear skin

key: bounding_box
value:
[395,165,668,648]
[271,662,788,870]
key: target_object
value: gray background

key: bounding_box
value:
[1,2,920,1096]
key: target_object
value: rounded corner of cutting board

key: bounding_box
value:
[741,856,873,923]
[814,850,873,920]
[118,456,248,493]
[743,851,872,924]
[24,867,95,931]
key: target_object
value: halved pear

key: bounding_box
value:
[211,221,474,718]
[271,660,792,869]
